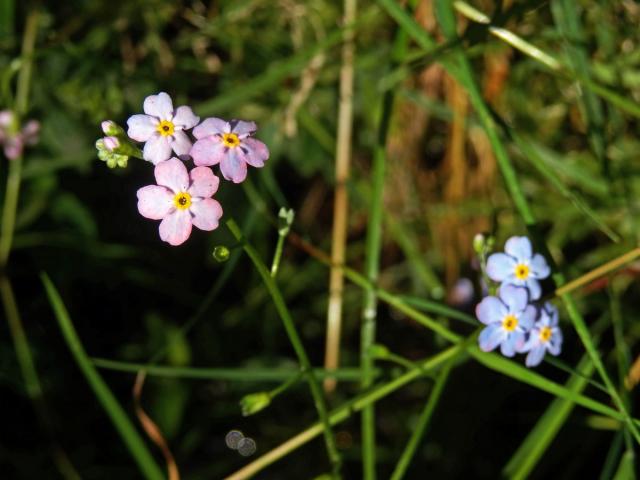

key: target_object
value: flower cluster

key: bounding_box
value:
[476,236,562,367]
[0,110,39,160]
[99,92,269,246]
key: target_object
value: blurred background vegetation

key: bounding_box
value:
[2,0,640,478]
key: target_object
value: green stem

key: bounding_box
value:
[390,364,452,480]
[225,218,342,476]
[0,156,22,265]
[15,9,38,116]
[41,274,164,480]
[92,358,374,382]
[270,225,288,277]
[360,24,410,477]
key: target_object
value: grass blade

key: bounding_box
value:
[41,273,164,480]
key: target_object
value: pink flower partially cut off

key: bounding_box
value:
[127,92,200,165]
[190,118,269,183]
[0,110,39,160]
[137,158,223,246]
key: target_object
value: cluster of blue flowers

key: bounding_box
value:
[476,236,563,367]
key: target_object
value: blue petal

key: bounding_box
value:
[476,296,506,325]
[519,305,537,330]
[500,333,519,357]
[505,236,532,261]
[542,302,559,326]
[526,346,546,367]
[548,328,563,355]
[530,253,551,279]
[525,278,542,300]
[478,324,505,352]
[499,284,528,312]
[486,253,516,282]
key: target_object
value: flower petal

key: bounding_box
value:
[230,119,257,136]
[525,278,542,301]
[159,210,192,246]
[505,236,532,261]
[173,106,200,130]
[501,332,522,357]
[143,134,172,164]
[155,158,189,193]
[188,167,219,198]
[220,150,248,183]
[548,329,563,355]
[137,185,174,220]
[519,305,537,331]
[530,253,551,279]
[143,92,174,119]
[525,346,546,367]
[476,296,506,325]
[170,130,192,156]
[190,198,223,231]
[242,138,269,167]
[543,303,559,327]
[478,324,505,352]
[127,114,157,142]
[193,118,228,139]
[486,253,516,282]
[191,137,225,166]
[499,284,528,312]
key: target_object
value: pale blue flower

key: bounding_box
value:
[486,236,550,300]
[476,284,536,357]
[522,302,563,367]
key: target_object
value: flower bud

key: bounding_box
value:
[101,120,124,136]
[212,245,230,262]
[103,136,120,152]
[277,207,295,236]
[240,392,271,416]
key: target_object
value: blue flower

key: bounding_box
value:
[476,284,536,357]
[522,302,563,367]
[486,236,550,300]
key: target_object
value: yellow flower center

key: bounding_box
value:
[502,314,518,332]
[157,120,175,137]
[222,132,240,148]
[514,263,530,280]
[173,192,191,210]
[539,326,552,343]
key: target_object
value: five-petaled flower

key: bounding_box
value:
[137,158,223,246]
[476,284,536,357]
[190,118,269,183]
[486,236,550,300]
[127,92,200,165]
[522,302,563,367]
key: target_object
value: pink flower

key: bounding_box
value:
[127,92,200,165]
[0,110,40,160]
[190,118,269,183]
[137,158,223,246]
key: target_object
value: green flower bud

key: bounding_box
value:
[240,392,271,416]
[212,245,230,262]
[277,207,295,236]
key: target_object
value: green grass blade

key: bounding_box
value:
[612,451,636,480]
[503,355,595,479]
[509,131,619,242]
[41,273,164,480]
[390,363,452,480]
[551,0,607,175]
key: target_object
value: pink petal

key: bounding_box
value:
[190,137,225,166]
[230,120,257,137]
[159,209,192,246]
[170,130,192,156]
[143,92,174,119]
[143,134,172,164]
[188,166,219,198]
[137,185,174,220]
[22,120,40,144]
[0,110,14,128]
[220,150,248,183]
[4,137,23,160]
[127,114,158,141]
[193,117,228,139]
[173,106,199,129]
[190,198,223,231]
[242,138,269,167]
[155,157,189,193]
